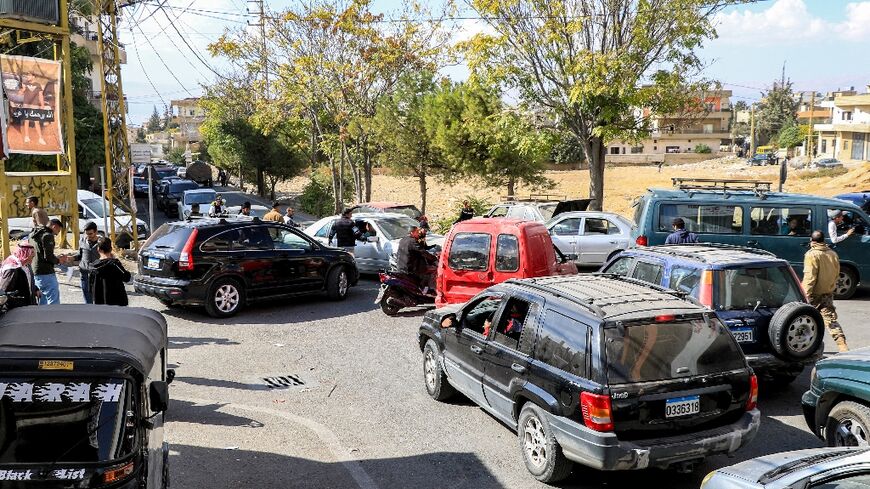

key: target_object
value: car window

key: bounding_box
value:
[234,226,273,251]
[200,229,235,252]
[495,234,519,272]
[522,208,538,221]
[659,204,743,234]
[373,216,420,241]
[268,226,312,251]
[492,298,530,350]
[631,261,664,284]
[144,224,193,251]
[669,266,702,298]
[489,206,509,218]
[813,473,870,488]
[584,218,613,235]
[314,220,334,238]
[750,207,812,236]
[551,218,581,236]
[715,266,803,311]
[462,295,503,336]
[603,256,634,275]
[506,206,526,219]
[448,233,491,271]
[536,310,589,378]
[828,208,869,235]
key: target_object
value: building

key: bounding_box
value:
[814,86,870,163]
[608,90,733,155]
[170,98,206,149]
[69,12,127,109]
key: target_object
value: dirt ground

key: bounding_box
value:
[279,157,870,223]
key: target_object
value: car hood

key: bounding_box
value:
[820,346,870,364]
[712,448,869,486]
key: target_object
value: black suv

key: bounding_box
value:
[156,179,199,217]
[135,218,359,317]
[419,274,759,484]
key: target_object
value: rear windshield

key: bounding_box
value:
[388,206,421,219]
[605,317,745,384]
[0,378,134,463]
[143,223,194,252]
[184,192,215,205]
[169,182,198,193]
[715,266,803,311]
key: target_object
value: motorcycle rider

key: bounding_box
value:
[209,194,226,217]
[395,226,437,294]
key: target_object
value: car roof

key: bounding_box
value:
[452,218,547,233]
[510,274,704,321]
[356,202,414,209]
[184,188,215,194]
[77,189,101,200]
[0,306,167,374]
[642,188,868,210]
[622,244,785,266]
[714,448,870,486]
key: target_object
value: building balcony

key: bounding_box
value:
[652,129,730,138]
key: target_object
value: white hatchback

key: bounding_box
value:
[546,211,634,266]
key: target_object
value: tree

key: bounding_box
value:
[165,147,185,166]
[461,0,734,210]
[757,80,798,145]
[776,123,803,150]
[146,106,162,133]
[135,127,147,143]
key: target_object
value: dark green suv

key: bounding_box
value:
[803,349,870,446]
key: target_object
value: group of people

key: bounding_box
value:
[0,196,131,310]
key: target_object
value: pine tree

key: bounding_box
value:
[146,106,161,133]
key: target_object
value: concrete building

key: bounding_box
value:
[170,98,205,149]
[69,12,127,109]
[814,87,870,163]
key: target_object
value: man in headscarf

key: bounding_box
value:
[0,243,39,309]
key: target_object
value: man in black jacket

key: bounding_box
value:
[73,222,101,303]
[32,219,71,305]
[454,200,474,224]
[328,209,360,253]
[395,226,437,293]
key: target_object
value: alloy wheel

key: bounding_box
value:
[215,284,240,313]
[523,416,548,469]
[338,271,348,296]
[786,315,817,353]
[424,349,437,392]
[835,272,853,297]
[835,418,870,447]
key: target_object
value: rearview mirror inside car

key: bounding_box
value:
[440,314,457,329]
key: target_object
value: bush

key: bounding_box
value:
[298,167,354,217]
[796,167,848,180]
[432,195,492,234]
[694,144,712,154]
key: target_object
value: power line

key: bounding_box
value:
[156,4,228,79]
[130,5,195,96]
[128,25,167,107]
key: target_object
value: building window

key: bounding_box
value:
[844,141,849,150]
[688,139,692,143]
[821,139,827,153]
[653,139,657,144]
[653,146,657,151]
[843,111,853,121]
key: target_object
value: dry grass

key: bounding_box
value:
[279,159,870,222]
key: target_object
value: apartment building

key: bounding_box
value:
[814,87,870,163]
[170,98,206,148]
[70,12,128,109]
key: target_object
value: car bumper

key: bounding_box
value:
[745,351,822,372]
[801,389,822,438]
[134,276,204,305]
[546,410,761,471]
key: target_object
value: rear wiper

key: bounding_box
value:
[759,450,865,484]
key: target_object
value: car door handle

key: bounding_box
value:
[470,345,483,355]
[746,240,758,246]
[511,363,526,373]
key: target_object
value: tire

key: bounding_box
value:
[825,401,870,447]
[205,277,245,318]
[768,301,824,361]
[380,288,402,316]
[517,404,573,483]
[326,266,349,301]
[423,340,455,401]
[834,267,858,300]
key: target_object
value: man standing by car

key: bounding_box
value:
[32,219,70,305]
[803,230,849,352]
[828,210,855,244]
[665,218,699,244]
[396,226,436,293]
[454,200,474,224]
[263,202,283,222]
[73,222,100,303]
[238,201,252,217]
[328,209,360,254]
[283,207,299,227]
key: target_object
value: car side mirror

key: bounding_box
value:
[440,314,458,329]
[149,381,169,413]
[166,369,176,385]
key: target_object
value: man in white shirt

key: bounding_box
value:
[828,210,855,244]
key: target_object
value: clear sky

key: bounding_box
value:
[119,0,870,125]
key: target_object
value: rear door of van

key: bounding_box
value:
[437,230,494,306]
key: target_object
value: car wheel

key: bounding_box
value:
[326,267,349,301]
[518,404,573,483]
[826,401,870,447]
[768,301,824,360]
[834,267,858,300]
[380,288,402,316]
[205,277,245,318]
[423,339,455,401]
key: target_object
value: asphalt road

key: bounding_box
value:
[53,271,870,489]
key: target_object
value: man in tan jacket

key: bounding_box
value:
[802,230,848,352]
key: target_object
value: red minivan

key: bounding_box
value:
[435,218,578,307]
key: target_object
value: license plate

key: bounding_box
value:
[145,257,161,270]
[666,395,700,418]
[731,327,754,343]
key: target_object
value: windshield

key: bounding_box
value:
[538,203,557,221]
[387,206,422,219]
[81,198,128,218]
[184,192,216,205]
[605,317,745,384]
[715,266,803,311]
[376,216,424,240]
[169,182,198,193]
[0,378,134,463]
[155,169,176,179]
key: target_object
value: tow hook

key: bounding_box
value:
[673,459,702,474]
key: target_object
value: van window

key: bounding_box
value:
[631,261,664,285]
[603,256,634,276]
[495,234,519,272]
[669,266,702,298]
[827,209,869,236]
[448,233,491,271]
[492,298,530,350]
[632,197,645,225]
[750,207,812,236]
[537,310,590,378]
[659,204,743,234]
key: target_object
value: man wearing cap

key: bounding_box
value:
[31,218,71,305]
[828,210,855,244]
[264,201,283,222]
[238,201,252,217]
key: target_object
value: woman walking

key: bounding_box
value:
[89,238,131,306]
[0,243,39,309]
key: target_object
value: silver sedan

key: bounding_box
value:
[304,213,443,274]
[702,447,870,488]
[546,211,633,266]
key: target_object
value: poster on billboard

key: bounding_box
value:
[0,92,9,159]
[0,55,64,155]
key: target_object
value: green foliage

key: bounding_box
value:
[694,144,712,154]
[165,147,186,165]
[777,124,803,149]
[432,195,492,234]
[758,81,798,145]
[299,167,354,218]
[146,106,162,133]
[135,127,146,143]
[551,132,586,166]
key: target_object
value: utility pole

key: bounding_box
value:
[248,0,269,98]
[806,91,816,163]
[749,105,756,157]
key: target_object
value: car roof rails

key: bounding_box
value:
[671,178,772,199]
[501,193,568,203]
[644,243,777,263]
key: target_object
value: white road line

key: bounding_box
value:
[178,397,380,489]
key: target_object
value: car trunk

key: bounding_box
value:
[552,199,592,218]
[138,224,194,279]
[603,317,751,440]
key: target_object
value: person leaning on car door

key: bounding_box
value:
[802,230,849,352]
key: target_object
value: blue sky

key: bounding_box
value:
[119,0,870,124]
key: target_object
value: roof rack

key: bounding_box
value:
[648,243,776,262]
[671,178,772,198]
[502,193,568,203]
[506,279,606,317]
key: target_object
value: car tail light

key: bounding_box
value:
[103,461,135,484]
[635,235,648,246]
[654,314,675,323]
[746,374,758,411]
[698,270,714,308]
[379,272,387,283]
[178,228,199,271]
[581,392,614,432]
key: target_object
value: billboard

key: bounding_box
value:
[0,54,64,155]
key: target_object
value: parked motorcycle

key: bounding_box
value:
[375,271,435,316]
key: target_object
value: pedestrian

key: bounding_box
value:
[89,237,131,306]
[263,201,283,222]
[827,210,855,244]
[26,195,49,230]
[454,200,474,224]
[31,218,70,305]
[0,242,39,309]
[802,230,849,352]
[328,208,360,254]
[238,201,252,217]
[417,215,430,231]
[283,207,299,227]
[664,218,699,244]
[217,169,227,187]
[209,194,225,217]
[72,222,100,304]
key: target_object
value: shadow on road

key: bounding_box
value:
[169,336,241,350]
[176,376,271,391]
[167,400,264,428]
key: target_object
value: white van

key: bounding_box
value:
[7,190,150,248]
